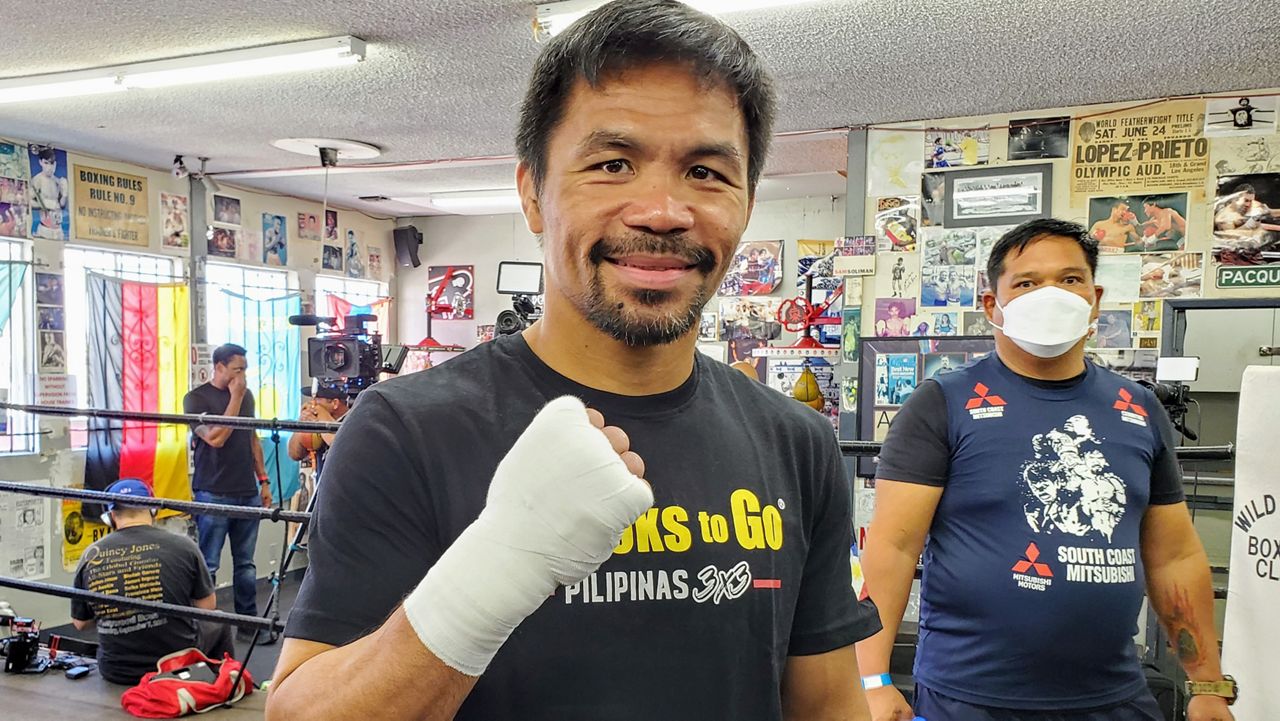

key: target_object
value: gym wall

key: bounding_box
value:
[0,135,397,626]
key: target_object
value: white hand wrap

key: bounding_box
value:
[403,396,654,676]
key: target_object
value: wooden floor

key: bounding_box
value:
[7,571,300,718]
[2,670,266,718]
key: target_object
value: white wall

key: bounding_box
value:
[396,195,847,354]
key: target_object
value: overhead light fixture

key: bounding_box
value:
[271,138,382,161]
[0,36,365,105]
[0,72,126,104]
[534,0,818,38]
[396,189,524,216]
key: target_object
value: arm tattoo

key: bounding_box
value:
[1164,585,1201,666]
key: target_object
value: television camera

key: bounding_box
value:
[288,313,409,396]
[1140,356,1202,441]
[494,261,544,337]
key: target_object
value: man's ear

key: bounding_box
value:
[981,289,997,319]
[516,162,543,235]
[1092,285,1105,319]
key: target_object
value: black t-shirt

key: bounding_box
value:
[288,333,880,720]
[183,383,257,495]
[71,525,214,684]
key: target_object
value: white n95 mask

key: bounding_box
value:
[991,285,1094,358]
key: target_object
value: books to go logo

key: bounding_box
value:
[966,382,1006,420]
[1113,388,1149,427]
[1012,542,1054,592]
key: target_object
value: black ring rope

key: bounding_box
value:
[0,576,284,633]
[0,401,340,434]
[0,481,310,523]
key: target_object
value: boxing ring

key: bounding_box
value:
[0,401,1235,714]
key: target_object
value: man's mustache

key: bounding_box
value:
[588,234,717,275]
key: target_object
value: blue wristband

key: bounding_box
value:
[861,672,892,690]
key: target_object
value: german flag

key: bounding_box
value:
[85,273,190,503]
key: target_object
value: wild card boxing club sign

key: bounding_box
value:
[1222,367,1280,719]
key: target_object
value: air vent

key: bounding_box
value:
[358,195,391,202]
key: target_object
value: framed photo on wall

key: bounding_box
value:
[943,163,1053,228]
[855,335,997,478]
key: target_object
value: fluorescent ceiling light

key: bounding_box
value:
[535,0,819,37]
[396,189,524,216]
[0,36,364,105]
[0,72,125,104]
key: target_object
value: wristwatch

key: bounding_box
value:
[1185,675,1237,705]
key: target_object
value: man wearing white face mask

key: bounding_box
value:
[856,219,1235,721]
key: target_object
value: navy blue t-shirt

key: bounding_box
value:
[876,354,1184,710]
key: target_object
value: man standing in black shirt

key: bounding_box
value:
[72,479,234,684]
[267,2,879,719]
[183,343,271,622]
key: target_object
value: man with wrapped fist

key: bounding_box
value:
[267,2,879,719]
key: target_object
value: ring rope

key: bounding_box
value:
[0,576,285,633]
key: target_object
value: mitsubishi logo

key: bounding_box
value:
[1012,542,1053,577]
[1113,389,1148,417]
[965,383,1006,410]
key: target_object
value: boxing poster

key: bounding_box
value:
[1008,117,1071,160]
[874,297,919,337]
[1139,252,1203,298]
[874,197,919,253]
[867,129,925,197]
[833,235,876,276]
[0,485,52,580]
[1086,193,1188,254]
[0,141,29,239]
[1211,135,1280,177]
[1204,95,1276,138]
[345,229,365,278]
[298,211,322,242]
[61,498,111,573]
[28,145,70,241]
[72,165,149,246]
[263,213,288,265]
[718,240,783,296]
[1212,173,1280,288]
[160,193,189,249]
[925,128,989,168]
[1069,99,1209,199]
[428,265,475,319]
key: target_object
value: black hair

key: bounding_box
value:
[1141,197,1162,207]
[516,0,775,195]
[37,147,56,162]
[1235,183,1257,195]
[986,218,1099,288]
[212,343,247,366]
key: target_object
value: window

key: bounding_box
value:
[203,262,296,345]
[0,238,34,454]
[62,246,184,446]
[314,275,391,340]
